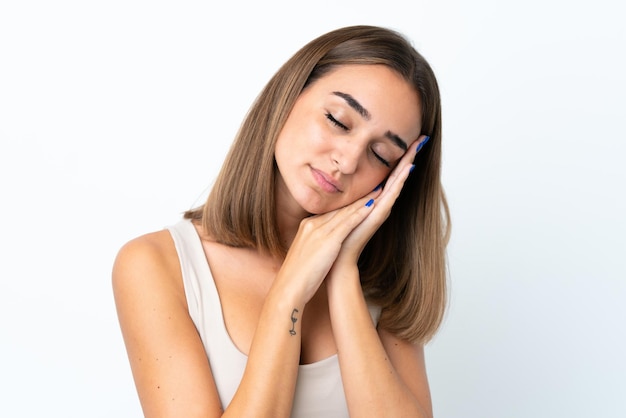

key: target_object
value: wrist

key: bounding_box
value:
[266,272,309,310]
[328,258,358,278]
[327,262,361,297]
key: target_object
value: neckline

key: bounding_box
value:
[183,219,340,369]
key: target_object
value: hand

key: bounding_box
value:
[276,193,379,304]
[333,135,429,266]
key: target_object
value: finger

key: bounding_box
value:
[307,193,377,238]
[377,134,428,200]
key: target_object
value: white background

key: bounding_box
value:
[1,1,624,417]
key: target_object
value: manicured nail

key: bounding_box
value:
[372,183,382,192]
[409,164,415,173]
[416,136,430,153]
[365,199,374,207]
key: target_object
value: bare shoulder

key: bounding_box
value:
[112,229,222,416]
[112,228,189,327]
[112,229,183,300]
[113,229,179,274]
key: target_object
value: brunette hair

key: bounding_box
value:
[185,25,450,343]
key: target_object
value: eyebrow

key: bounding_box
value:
[385,130,408,152]
[332,91,408,152]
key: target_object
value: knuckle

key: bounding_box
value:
[299,218,315,232]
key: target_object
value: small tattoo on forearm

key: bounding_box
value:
[289,308,299,336]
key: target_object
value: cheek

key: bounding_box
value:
[278,117,326,155]
[274,135,289,168]
[354,170,389,197]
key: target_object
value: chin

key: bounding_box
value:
[304,200,350,215]
[297,196,336,215]
[292,188,359,216]
[299,202,327,216]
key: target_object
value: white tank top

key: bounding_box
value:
[167,219,381,417]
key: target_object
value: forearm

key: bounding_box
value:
[224,284,304,418]
[327,265,430,418]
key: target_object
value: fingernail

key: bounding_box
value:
[372,183,382,192]
[365,199,374,207]
[409,164,415,173]
[416,136,430,153]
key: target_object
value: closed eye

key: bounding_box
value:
[327,112,391,167]
[325,112,349,131]
[372,151,390,167]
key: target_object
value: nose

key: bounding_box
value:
[331,140,362,174]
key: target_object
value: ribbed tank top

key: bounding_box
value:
[167,219,381,417]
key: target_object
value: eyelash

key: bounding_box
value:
[325,112,390,168]
[325,112,348,130]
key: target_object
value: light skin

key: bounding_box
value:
[274,65,421,239]
[113,64,433,417]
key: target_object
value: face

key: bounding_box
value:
[274,64,422,216]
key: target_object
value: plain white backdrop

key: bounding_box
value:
[1,1,624,417]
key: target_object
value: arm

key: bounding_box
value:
[113,193,380,417]
[231,190,388,416]
[112,231,223,417]
[113,231,303,418]
[326,266,433,418]
[326,135,434,417]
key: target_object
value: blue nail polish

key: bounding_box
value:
[409,164,415,173]
[365,199,374,207]
[372,183,382,192]
[416,136,430,153]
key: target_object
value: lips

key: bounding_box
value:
[311,167,342,193]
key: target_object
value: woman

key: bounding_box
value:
[113,25,450,417]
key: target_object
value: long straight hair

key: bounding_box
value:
[185,25,450,343]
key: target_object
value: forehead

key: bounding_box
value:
[304,64,422,140]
